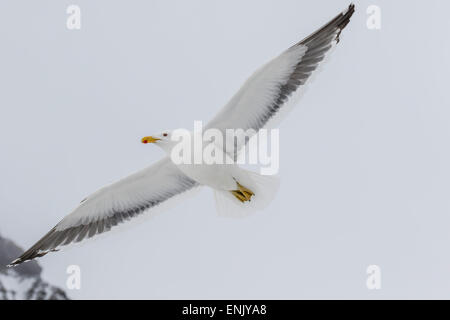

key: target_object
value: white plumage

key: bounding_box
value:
[8,4,355,266]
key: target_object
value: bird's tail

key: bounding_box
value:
[214,169,280,218]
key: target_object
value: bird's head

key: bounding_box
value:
[141,129,193,155]
[141,131,179,154]
[141,130,172,145]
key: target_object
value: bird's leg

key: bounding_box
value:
[241,190,253,200]
[231,190,247,203]
[230,182,254,202]
[237,182,254,200]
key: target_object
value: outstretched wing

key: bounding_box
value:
[8,158,199,266]
[206,4,355,158]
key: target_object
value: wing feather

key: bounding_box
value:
[206,4,355,158]
[8,158,198,266]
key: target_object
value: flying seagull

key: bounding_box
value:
[8,4,355,266]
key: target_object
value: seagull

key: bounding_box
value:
[8,4,355,266]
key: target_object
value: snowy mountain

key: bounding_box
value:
[0,234,69,300]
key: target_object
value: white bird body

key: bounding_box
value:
[177,163,239,190]
[8,4,355,266]
[155,131,241,191]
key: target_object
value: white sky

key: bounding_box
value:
[1,0,450,299]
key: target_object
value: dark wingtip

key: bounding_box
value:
[297,3,356,47]
[343,3,356,25]
[6,248,53,267]
[340,3,356,29]
[346,3,356,15]
[335,3,356,43]
[6,258,22,268]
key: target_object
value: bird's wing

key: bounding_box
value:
[206,4,355,159]
[8,158,199,266]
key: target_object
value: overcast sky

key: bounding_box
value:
[1,0,450,299]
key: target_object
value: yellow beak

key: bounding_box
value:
[141,136,161,144]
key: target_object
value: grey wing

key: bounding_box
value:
[8,158,199,266]
[206,4,355,159]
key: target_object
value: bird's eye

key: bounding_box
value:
[163,133,168,137]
